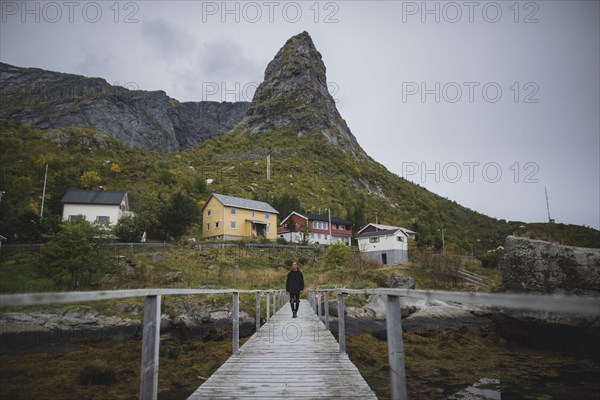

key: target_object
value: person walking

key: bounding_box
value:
[285,261,304,318]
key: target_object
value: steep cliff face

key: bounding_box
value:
[235,31,362,156]
[499,235,600,295]
[0,62,249,151]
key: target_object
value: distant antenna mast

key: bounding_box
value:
[545,186,555,223]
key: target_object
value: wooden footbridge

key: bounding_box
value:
[1,288,598,400]
[188,298,376,399]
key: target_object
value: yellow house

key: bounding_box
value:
[201,193,279,241]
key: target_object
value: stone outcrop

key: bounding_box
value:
[387,272,416,289]
[235,31,363,157]
[0,62,249,151]
[335,295,493,336]
[0,305,256,353]
[499,235,600,294]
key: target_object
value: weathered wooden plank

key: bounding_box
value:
[232,291,239,355]
[140,294,161,400]
[334,288,600,315]
[188,299,376,399]
[337,292,346,354]
[386,294,408,400]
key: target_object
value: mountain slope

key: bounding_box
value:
[0,62,249,151]
[1,32,598,250]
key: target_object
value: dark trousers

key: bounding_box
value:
[289,292,300,313]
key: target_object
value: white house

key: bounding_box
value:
[61,189,133,226]
[357,224,416,264]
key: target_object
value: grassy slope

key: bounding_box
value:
[2,119,598,250]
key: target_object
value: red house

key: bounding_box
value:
[278,211,352,245]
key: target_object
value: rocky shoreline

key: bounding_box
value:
[1,293,597,356]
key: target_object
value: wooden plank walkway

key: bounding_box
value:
[188,299,377,399]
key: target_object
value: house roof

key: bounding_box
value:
[357,223,416,235]
[358,229,401,238]
[206,193,279,214]
[281,211,352,226]
[61,189,126,205]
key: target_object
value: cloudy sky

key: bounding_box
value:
[1,1,599,230]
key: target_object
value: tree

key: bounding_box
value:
[81,171,102,189]
[299,219,310,245]
[158,191,197,240]
[42,220,112,289]
[271,194,302,217]
[114,215,144,242]
[346,197,367,236]
[111,163,121,181]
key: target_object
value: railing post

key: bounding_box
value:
[279,290,283,310]
[256,291,261,332]
[274,292,278,312]
[324,290,329,330]
[266,292,271,321]
[317,290,322,321]
[385,294,408,400]
[140,294,161,400]
[313,291,318,314]
[232,291,240,355]
[337,291,345,353]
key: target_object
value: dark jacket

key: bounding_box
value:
[286,270,304,293]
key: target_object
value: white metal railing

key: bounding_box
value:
[308,288,600,400]
[0,288,289,400]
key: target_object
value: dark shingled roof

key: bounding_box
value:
[358,229,400,238]
[61,189,126,205]
[298,212,352,226]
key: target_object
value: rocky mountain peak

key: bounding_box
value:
[237,31,360,154]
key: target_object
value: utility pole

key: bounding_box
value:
[437,228,445,249]
[327,208,332,244]
[40,164,48,220]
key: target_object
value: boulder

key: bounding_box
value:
[387,272,416,289]
[499,235,600,294]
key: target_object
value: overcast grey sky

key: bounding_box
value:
[1,0,599,230]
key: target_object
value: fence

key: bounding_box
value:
[307,288,600,400]
[0,288,288,400]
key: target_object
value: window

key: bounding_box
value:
[206,223,210,231]
[252,211,256,217]
[265,212,270,219]
[96,216,110,225]
[312,221,328,230]
[68,215,83,222]
[215,222,220,229]
[230,221,237,229]
[369,237,380,243]
[397,236,404,242]
[207,209,212,217]
[231,208,237,215]
[266,225,270,233]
